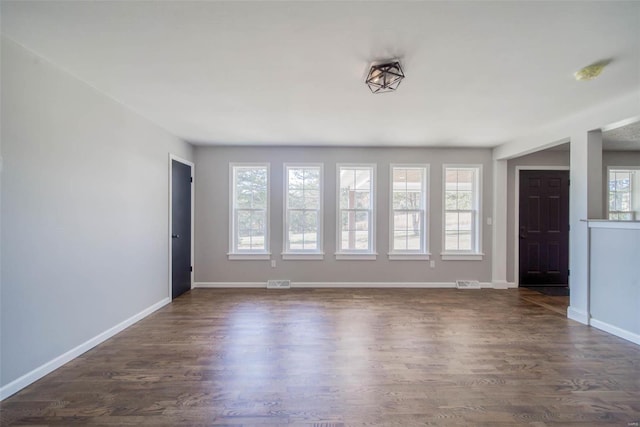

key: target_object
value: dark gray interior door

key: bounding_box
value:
[519,170,569,286]
[171,159,192,299]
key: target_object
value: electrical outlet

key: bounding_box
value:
[271,260,276,268]
[430,260,435,268]
[487,217,493,225]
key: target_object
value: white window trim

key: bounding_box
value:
[335,163,377,260]
[607,166,640,221]
[282,163,325,260]
[441,164,483,260]
[228,162,271,260]
[388,164,430,260]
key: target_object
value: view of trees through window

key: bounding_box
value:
[444,167,478,251]
[286,166,321,251]
[339,166,373,251]
[392,166,426,252]
[233,165,268,252]
[609,169,635,220]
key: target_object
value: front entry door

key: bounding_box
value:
[519,170,569,286]
[171,159,192,299]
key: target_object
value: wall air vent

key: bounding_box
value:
[456,280,481,289]
[267,280,291,289]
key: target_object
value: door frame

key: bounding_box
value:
[514,166,569,287]
[169,154,195,299]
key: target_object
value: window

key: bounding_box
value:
[337,164,376,259]
[608,168,639,221]
[229,163,270,259]
[283,164,323,259]
[443,165,482,260]
[389,165,429,259]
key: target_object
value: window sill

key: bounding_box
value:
[440,252,484,261]
[388,253,431,261]
[281,252,325,260]
[227,253,271,261]
[335,253,378,261]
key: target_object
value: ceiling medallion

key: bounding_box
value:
[365,61,405,93]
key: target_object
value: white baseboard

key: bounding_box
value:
[492,280,510,289]
[194,281,496,289]
[194,282,265,288]
[567,306,589,325]
[590,319,640,346]
[0,297,171,401]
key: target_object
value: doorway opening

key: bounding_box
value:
[169,155,194,299]
[517,168,570,296]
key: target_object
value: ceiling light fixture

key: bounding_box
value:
[574,59,611,81]
[365,61,405,93]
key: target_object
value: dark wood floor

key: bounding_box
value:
[2,288,639,426]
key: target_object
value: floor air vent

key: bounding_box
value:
[456,280,481,289]
[267,280,291,289]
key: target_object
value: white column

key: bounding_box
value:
[492,159,508,289]
[568,129,602,324]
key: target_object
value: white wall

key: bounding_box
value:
[0,38,193,394]
[194,146,493,285]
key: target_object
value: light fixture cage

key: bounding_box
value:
[365,61,405,94]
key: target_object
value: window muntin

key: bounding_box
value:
[337,165,375,253]
[444,166,480,253]
[391,165,428,254]
[609,169,638,221]
[285,164,323,253]
[230,164,269,254]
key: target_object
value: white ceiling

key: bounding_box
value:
[2,1,639,148]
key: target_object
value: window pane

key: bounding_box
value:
[305,190,320,210]
[407,192,422,209]
[445,192,457,210]
[394,231,408,251]
[457,169,474,185]
[457,191,472,210]
[458,212,472,231]
[393,212,409,232]
[355,191,370,209]
[445,212,460,231]
[288,189,304,209]
[445,231,459,251]
[458,231,472,250]
[355,169,371,190]
[408,212,422,238]
[355,211,369,230]
[288,168,305,190]
[393,192,408,209]
[355,231,369,249]
[393,168,407,184]
[407,232,421,250]
[305,168,320,189]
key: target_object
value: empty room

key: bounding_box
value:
[1,1,640,425]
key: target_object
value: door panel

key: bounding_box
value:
[171,159,192,299]
[519,170,569,286]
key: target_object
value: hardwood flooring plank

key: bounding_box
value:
[2,289,639,426]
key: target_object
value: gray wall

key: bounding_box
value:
[195,146,493,284]
[506,150,570,283]
[0,38,193,387]
[590,226,640,338]
[505,149,640,283]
